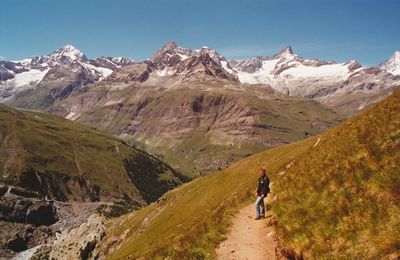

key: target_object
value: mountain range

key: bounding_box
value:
[0,45,133,108]
[1,42,399,258]
[1,42,399,112]
[1,42,399,175]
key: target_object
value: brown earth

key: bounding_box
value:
[216,202,283,260]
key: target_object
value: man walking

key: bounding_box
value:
[255,166,270,220]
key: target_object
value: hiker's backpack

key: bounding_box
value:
[265,176,271,193]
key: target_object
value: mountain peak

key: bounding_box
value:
[152,41,180,59]
[391,50,400,60]
[275,46,295,58]
[162,41,179,50]
[50,44,85,62]
[62,44,78,51]
[151,41,195,65]
[379,50,400,76]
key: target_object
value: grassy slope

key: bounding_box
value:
[99,137,317,259]
[0,104,187,203]
[273,90,400,258]
[101,90,399,259]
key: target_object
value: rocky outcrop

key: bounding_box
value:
[0,197,58,226]
[48,214,105,260]
[0,221,53,257]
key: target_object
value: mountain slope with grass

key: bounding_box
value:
[0,104,187,203]
[273,90,400,259]
[96,135,316,259]
[95,90,399,259]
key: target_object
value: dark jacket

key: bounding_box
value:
[257,174,270,196]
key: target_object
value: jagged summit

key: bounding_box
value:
[49,44,86,62]
[0,44,134,106]
[152,41,183,57]
[379,50,400,75]
[274,46,295,59]
[163,41,179,50]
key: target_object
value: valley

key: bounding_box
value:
[0,104,188,257]
[2,42,399,177]
[88,89,399,259]
[0,40,399,259]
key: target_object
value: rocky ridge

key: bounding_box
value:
[0,45,134,109]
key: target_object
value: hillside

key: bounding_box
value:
[0,104,187,203]
[273,90,400,258]
[50,69,341,177]
[91,90,399,259]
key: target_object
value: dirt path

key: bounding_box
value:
[216,202,278,260]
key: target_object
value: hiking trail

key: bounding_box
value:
[216,202,279,260]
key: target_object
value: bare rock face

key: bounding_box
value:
[26,203,58,227]
[0,187,58,257]
[48,214,105,260]
[0,220,53,257]
[148,41,239,82]
[0,197,58,226]
[50,67,341,176]
[89,56,134,70]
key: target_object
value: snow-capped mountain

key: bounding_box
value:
[0,45,134,107]
[229,46,365,96]
[147,41,237,82]
[1,42,399,114]
[379,51,400,76]
[115,42,398,115]
[226,47,399,114]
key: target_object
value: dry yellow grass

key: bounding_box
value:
[100,90,400,259]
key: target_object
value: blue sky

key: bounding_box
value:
[0,0,399,65]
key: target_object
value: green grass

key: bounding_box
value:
[100,90,399,259]
[0,104,187,203]
[99,137,317,259]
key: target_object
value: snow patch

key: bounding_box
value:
[358,102,367,110]
[156,68,176,77]
[104,99,123,106]
[178,54,189,61]
[80,62,113,78]
[66,105,81,120]
[220,61,234,74]
[14,58,33,66]
[4,68,50,88]
[281,63,352,78]
[59,45,84,60]
[66,111,80,120]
